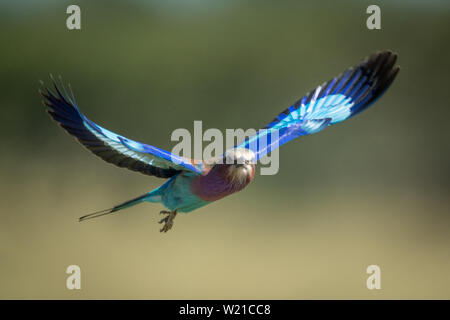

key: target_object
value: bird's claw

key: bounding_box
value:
[159,210,177,233]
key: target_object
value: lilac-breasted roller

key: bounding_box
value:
[40,51,399,232]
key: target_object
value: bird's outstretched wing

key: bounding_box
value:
[40,77,203,178]
[236,51,400,160]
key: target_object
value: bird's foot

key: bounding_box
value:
[159,210,177,233]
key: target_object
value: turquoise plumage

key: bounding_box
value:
[40,51,399,232]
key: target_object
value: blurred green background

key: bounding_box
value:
[0,0,449,299]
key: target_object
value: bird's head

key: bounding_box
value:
[220,148,256,186]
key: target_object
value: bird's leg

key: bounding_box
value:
[159,210,177,233]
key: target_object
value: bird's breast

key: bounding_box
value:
[191,164,255,202]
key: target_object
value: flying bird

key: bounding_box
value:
[40,51,399,232]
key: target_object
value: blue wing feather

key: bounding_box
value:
[41,77,203,178]
[236,51,399,160]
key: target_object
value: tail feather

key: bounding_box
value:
[79,193,149,222]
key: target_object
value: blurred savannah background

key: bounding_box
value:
[0,0,449,299]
